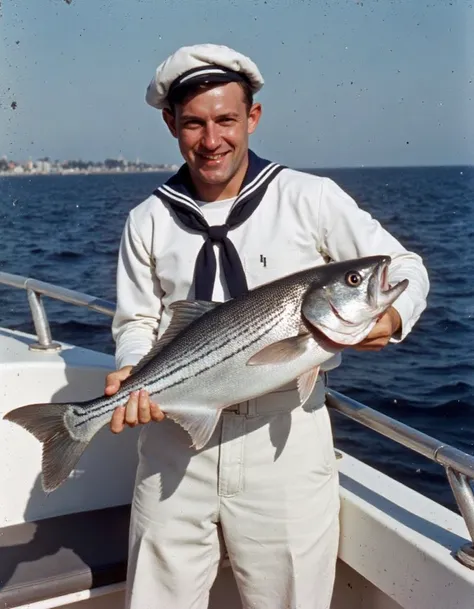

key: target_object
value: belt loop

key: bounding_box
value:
[246,398,257,417]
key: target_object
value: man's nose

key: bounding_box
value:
[201,123,221,150]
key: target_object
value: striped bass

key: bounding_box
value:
[4,255,408,492]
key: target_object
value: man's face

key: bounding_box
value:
[163,82,261,193]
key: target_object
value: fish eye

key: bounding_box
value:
[345,271,362,287]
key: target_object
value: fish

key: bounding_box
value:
[3,255,408,492]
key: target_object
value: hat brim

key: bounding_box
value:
[167,66,252,104]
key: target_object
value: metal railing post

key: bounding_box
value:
[0,270,115,352]
[26,288,61,352]
[326,388,474,569]
[446,468,474,568]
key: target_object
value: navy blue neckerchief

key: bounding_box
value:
[153,150,286,300]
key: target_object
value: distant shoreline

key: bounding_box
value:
[1,165,472,179]
[0,169,176,178]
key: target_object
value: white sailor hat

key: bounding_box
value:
[145,43,264,110]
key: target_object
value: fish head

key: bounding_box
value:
[301,255,408,345]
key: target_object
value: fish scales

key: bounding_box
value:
[75,273,307,426]
[3,256,409,492]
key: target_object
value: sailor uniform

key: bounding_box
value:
[112,150,429,609]
[113,153,428,371]
[154,150,285,300]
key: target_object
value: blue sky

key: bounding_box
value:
[1,0,473,168]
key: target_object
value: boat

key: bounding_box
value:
[1,270,473,609]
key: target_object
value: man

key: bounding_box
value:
[105,44,429,609]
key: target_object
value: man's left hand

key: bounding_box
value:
[353,307,401,351]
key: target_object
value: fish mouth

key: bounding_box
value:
[320,256,405,327]
[321,257,408,327]
[370,256,409,309]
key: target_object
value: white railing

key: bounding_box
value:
[326,389,474,569]
[0,272,114,351]
[1,270,473,569]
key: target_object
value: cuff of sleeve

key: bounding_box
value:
[389,290,416,343]
[115,350,148,371]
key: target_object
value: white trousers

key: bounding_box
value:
[126,386,340,609]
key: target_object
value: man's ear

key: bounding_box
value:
[162,108,178,138]
[247,102,262,135]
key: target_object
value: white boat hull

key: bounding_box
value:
[1,327,473,609]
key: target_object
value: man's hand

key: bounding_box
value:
[105,365,165,433]
[353,307,401,351]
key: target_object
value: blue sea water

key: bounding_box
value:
[1,166,473,512]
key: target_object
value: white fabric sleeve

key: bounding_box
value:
[112,213,163,369]
[317,178,430,341]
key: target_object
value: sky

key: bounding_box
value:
[1,0,473,169]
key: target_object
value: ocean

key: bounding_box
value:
[1,165,473,513]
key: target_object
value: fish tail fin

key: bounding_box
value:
[4,403,88,493]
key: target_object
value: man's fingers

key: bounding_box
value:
[105,379,120,396]
[361,336,389,346]
[138,390,152,424]
[364,327,387,340]
[125,391,139,426]
[365,320,392,341]
[117,366,134,380]
[105,372,122,395]
[150,401,166,422]
[354,337,388,351]
[109,387,165,431]
[110,406,126,433]
[354,345,383,351]
[355,314,393,350]
[105,366,133,396]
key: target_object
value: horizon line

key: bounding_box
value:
[296,163,473,171]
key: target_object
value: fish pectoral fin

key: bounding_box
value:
[297,366,321,407]
[246,334,313,366]
[131,300,220,375]
[165,405,222,450]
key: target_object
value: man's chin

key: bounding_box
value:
[195,168,232,185]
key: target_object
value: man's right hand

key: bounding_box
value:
[105,366,165,433]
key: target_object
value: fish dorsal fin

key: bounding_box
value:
[297,366,320,407]
[169,299,220,321]
[131,299,219,375]
[165,404,223,450]
[246,334,313,366]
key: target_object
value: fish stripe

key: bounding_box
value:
[71,305,273,418]
[141,302,289,384]
[147,313,285,392]
[79,296,287,422]
[73,302,297,426]
[74,307,285,423]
